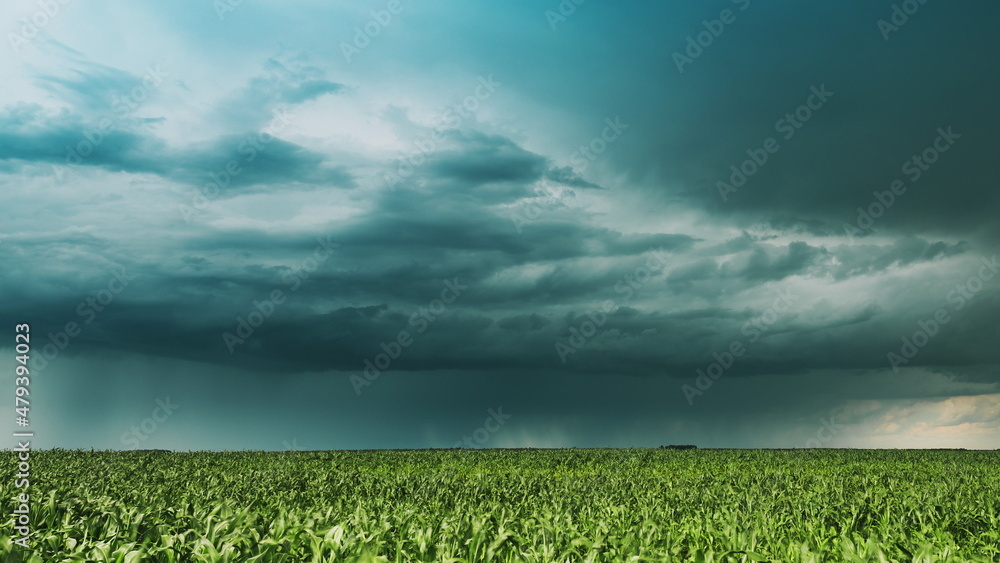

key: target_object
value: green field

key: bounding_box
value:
[2,449,998,562]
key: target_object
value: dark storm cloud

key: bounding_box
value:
[336,158,696,270]
[2,102,992,385]
[0,104,152,167]
[4,146,996,402]
[7,234,994,384]
[0,105,353,189]
[730,241,828,282]
[170,134,355,190]
[427,132,547,186]
[410,131,606,206]
[3,0,999,449]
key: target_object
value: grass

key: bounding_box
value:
[2,448,998,562]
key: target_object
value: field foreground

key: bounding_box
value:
[2,449,998,562]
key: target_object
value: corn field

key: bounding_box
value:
[2,449,998,562]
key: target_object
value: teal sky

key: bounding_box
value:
[1,0,999,450]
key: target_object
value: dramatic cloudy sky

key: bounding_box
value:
[2,1,998,450]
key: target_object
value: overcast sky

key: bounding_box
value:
[2,0,998,450]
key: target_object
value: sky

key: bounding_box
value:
[1,0,998,451]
